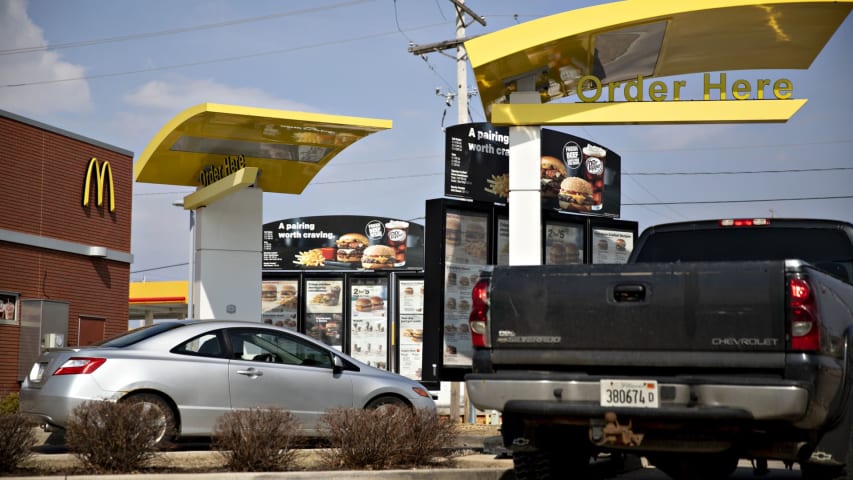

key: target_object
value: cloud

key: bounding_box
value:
[123,77,316,112]
[0,0,92,115]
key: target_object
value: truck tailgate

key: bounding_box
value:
[488,260,787,352]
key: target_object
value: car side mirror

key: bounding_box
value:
[333,355,344,374]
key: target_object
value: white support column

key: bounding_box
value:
[508,89,543,266]
[192,187,263,320]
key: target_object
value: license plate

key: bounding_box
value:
[600,379,659,408]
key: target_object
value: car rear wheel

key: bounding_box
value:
[123,393,177,449]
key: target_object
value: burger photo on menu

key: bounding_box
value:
[361,245,395,269]
[262,284,277,302]
[558,177,594,212]
[335,233,369,264]
[445,215,462,246]
[549,242,580,264]
[540,156,568,198]
[370,296,384,311]
[355,297,373,312]
[278,284,298,307]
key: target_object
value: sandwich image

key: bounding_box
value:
[615,238,627,251]
[355,297,373,312]
[558,177,594,212]
[370,296,384,310]
[445,215,462,245]
[262,284,277,302]
[335,233,369,263]
[549,242,580,264]
[464,223,486,243]
[541,156,568,198]
[361,245,395,269]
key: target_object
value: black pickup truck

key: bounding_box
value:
[465,218,853,479]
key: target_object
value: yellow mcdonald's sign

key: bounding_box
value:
[82,157,115,213]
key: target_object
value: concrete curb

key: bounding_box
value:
[3,468,512,480]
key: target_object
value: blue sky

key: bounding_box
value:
[2,0,851,282]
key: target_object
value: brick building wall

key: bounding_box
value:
[0,111,133,396]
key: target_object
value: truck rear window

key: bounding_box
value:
[633,228,853,281]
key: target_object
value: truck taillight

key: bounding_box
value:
[469,279,491,348]
[789,277,820,351]
[53,357,106,375]
[719,218,771,227]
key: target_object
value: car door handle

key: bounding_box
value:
[236,368,263,377]
[613,284,646,302]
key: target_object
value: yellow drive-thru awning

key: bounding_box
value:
[465,0,852,123]
[129,281,189,321]
[134,103,392,194]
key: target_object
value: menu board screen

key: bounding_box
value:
[545,221,584,265]
[496,217,509,266]
[592,229,634,264]
[304,279,343,350]
[261,279,298,330]
[398,279,425,380]
[349,278,389,369]
[443,209,488,367]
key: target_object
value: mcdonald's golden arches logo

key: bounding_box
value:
[82,157,115,213]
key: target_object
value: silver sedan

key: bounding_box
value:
[20,320,435,445]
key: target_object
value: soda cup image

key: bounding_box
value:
[582,144,607,210]
[385,221,409,267]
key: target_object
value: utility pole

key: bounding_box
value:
[408,0,486,425]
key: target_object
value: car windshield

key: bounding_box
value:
[93,322,187,348]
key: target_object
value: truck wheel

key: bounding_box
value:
[512,448,589,480]
[650,453,738,480]
[801,427,852,480]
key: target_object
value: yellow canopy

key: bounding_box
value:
[465,0,852,118]
[134,103,392,194]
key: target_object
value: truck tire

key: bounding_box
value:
[512,447,589,480]
[801,423,853,479]
[649,453,738,480]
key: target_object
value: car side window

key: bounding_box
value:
[226,328,332,368]
[172,333,224,358]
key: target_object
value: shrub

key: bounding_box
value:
[320,405,456,470]
[65,399,162,473]
[0,392,20,414]
[212,407,302,472]
[0,413,37,473]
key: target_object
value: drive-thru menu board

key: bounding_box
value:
[261,279,299,329]
[592,228,634,264]
[442,210,488,367]
[398,279,425,380]
[304,279,343,350]
[349,278,389,369]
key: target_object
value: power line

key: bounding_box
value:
[131,262,188,274]
[625,166,853,176]
[2,21,448,88]
[0,1,374,56]
[625,195,853,206]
